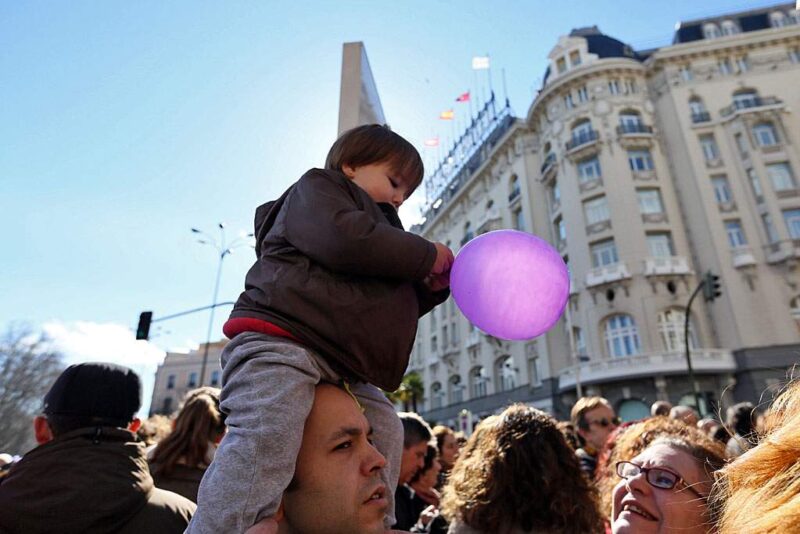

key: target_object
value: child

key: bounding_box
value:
[188,124,454,533]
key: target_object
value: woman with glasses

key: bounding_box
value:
[611,436,725,533]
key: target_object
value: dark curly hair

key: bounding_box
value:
[440,404,604,534]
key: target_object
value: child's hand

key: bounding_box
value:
[430,242,454,276]
[245,517,278,534]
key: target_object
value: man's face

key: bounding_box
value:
[399,440,428,485]
[578,404,618,451]
[280,384,388,534]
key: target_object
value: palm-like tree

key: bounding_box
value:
[386,372,425,412]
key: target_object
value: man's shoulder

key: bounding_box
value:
[120,487,195,533]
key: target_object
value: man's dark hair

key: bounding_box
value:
[325,124,424,193]
[727,402,756,437]
[409,444,438,485]
[399,412,432,449]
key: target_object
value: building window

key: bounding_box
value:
[604,314,641,357]
[470,366,488,398]
[513,208,525,231]
[734,132,749,157]
[431,382,443,410]
[554,216,566,245]
[448,375,463,404]
[647,233,674,258]
[624,78,638,94]
[767,162,796,191]
[783,209,800,239]
[608,79,621,95]
[753,123,779,147]
[721,20,739,36]
[571,119,593,139]
[735,56,749,73]
[573,327,587,358]
[442,325,448,348]
[725,220,748,248]
[162,397,173,413]
[712,175,733,204]
[699,134,720,162]
[556,56,567,74]
[431,335,438,353]
[188,372,198,388]
[718,58,733,75]
[733,90,759,109]
[569,50,582,67]
[637,188,664,215]
[628,149,654,171]
[583,196,610,225]
[790,48,800,64]
[763,213,780,243]
[577,156,602,182]
[771,11,788,28]
[526,342,541,386]
[658,309,697,352]
[577,85,589,103]
[747,169,764,200]
[689,98,705,116]
[451,321,459,346]
[549,181,561,205]
[703,23,721,39]
[564,93,575,110]
[792,297,800,333]
[680,64,693,81]
[509,174,521,202]
[167,374,175,389]
[210,370,220,387]
[591,239,619,267]
[462,222,474,245]
[619,111,642,129]
[495,356,516,392]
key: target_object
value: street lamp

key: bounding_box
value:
[192,223,254,386]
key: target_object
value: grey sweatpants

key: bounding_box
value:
[186,332,403,534]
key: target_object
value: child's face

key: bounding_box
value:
[343,161,411,209]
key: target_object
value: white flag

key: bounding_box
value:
[472,56,490,70]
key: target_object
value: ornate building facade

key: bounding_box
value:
[411,4,800,424]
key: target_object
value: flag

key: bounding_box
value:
[439,110,454,120]
[424,137,439,147]
[455,91,470,103]
[472,56,490,70]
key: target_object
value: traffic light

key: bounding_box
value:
[136,311,153,340]
[702,271,722,302]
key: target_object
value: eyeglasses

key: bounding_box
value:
[615,461,707,500]
[587,416,621,428]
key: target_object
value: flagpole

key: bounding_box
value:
[502,68,509,107]
[486,53,493,95]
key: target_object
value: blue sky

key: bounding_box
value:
[1,0,781,415]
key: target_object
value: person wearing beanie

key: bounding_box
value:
[0,362,196,534]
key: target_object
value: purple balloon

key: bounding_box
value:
[450,230,570,340]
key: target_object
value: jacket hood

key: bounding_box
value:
[0,427,153,533]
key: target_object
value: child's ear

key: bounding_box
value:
[342,164,356,179]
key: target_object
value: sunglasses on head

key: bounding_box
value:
[587,416,621,428]
[615,461,707,500]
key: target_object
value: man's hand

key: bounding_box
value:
[430,242,454,276]
[423,272,450,292]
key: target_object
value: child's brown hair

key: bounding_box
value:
[325,124,424,194]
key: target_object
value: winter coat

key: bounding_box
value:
[149,462,206,502]
[227,168,448,391]
[0,427,195,533]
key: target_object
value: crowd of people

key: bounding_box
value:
[2,360,800,533]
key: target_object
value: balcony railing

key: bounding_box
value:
[566,129,599,151]
[585,262,631,288]
[720,96,783,118]
[508,188,521,203]
[643,256,692,276]
[616,123,653,135]
[558,349,736,390]
[731,247,757,268]
[691,111,711,124]
[476,208,502,235]
[540,152,557,175]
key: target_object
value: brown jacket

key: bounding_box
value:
[228,168,448,390]
[0,427,195,533]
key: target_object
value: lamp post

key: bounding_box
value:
[192,223,254,386]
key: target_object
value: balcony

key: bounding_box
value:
[763,239,800,264]
[466,329,481,347]
[558,349,736,390]
[720,96,783,118]
[566,129,599,153]
[616,123,654,136]
[508,188,521,204]
[476,207,502,235]
[540,153,557,181]
[569,276,580,295]
[731,247,757,268]
[691,111,711,124]
[643,256,692,276]
[585,262,632,288]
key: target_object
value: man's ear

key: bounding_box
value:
[341,164,356,178]
[34,416,54,445]
[128,418,142,433]
[274,499,285,522]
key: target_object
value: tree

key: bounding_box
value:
[386,372,425,412]
[0,325,65,455]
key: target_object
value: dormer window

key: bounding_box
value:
[570,50,582,67]
[771,11,788,28]
[556,57,567,74]
[703,23,721,39]
[721,20,739,36]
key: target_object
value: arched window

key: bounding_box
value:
[619,109,642,128]
[604,314,641,357]
[789,9,800,25]
[721,20,739,36]
[448,375,463,404]
[509,174,521,202]
[703,23,721,39]
[689,97,706,116]
[470,366,488,398]
[733,89,759,110]
[658,309,698,352]
[571,118,593,138]
[791,296,800,333]
[753,122,779,147]
[431,382,444,410]
[461,221,474,246]
[494,355,516,392]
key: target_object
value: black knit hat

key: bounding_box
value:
[43,362,141,422]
